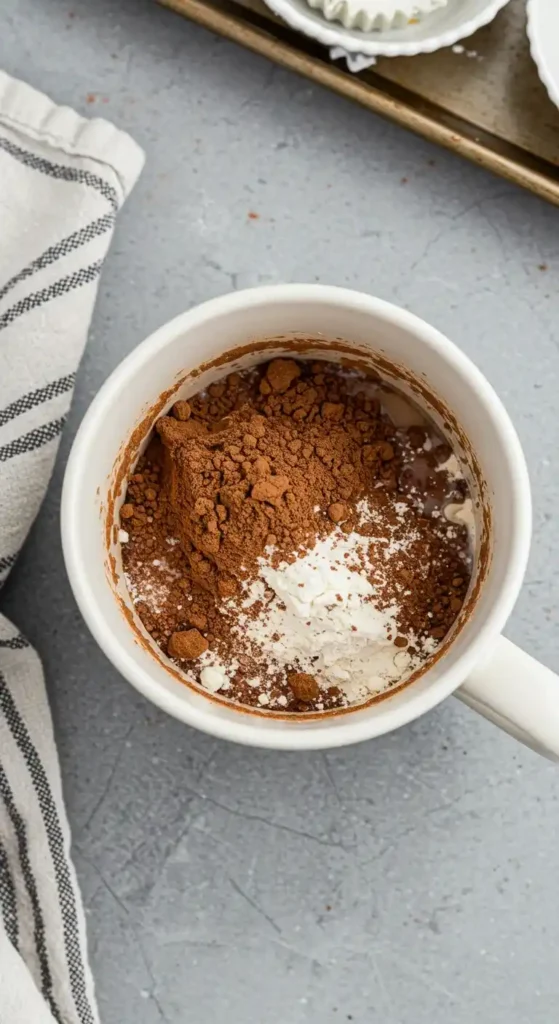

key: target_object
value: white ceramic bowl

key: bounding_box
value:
[262,0,511,57]
[61,285,559,758]
[527,0,559,111]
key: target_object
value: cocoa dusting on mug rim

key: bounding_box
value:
[105,337,492,720]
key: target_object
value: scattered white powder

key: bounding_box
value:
[356,500,419,562]
[356,498,377,525]
[200,665,230,693]
[124,558,181,615]
[436,453,465,482]
[194,651,236,694]
[222,527,434,706]
[452,44,482,59]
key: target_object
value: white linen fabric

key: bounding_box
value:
[0,71,144,1024]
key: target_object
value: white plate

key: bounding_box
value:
[527,0,559,110]
[263,0,511,57]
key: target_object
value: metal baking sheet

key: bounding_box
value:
[159,0,559,205]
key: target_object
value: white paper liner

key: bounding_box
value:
[306,0,447,32]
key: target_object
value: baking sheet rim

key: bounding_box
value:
[160,0,559,206]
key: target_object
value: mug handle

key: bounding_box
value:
[457,636,559,762]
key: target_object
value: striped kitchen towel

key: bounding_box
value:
[0,72,144,1023]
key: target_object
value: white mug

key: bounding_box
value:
[61,285,559,758]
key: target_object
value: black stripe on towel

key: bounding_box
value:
[0,840,18,950]
[0,375,75,429]
[0,636,30,650]
[0,417,66,462]
[0,261,103,334]
[0,673,96,1024]
[0,212,115,303]
[0,135,118,210]
[0,554,17,575]
[0,759,61,1021]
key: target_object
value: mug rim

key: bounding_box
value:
[61,285,532,749]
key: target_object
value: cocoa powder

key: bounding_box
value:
[151,359,410,594]
[120,359,472,713]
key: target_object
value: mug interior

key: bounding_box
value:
[62,287,530,748]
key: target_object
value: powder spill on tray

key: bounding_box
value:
[120,356,473,713]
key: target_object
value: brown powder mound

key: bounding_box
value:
[168,628,208,660]
[264,358,301,393]
[120,358,472,714]
[288,672,319,702]
[155,360,400,596]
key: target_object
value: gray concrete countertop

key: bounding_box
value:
[2,1,559,1021]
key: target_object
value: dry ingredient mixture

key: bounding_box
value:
[120,357,473,713]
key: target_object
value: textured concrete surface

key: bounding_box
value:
[2,0,559,1021]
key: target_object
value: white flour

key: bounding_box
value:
[435,453,464,482]
[124,558,181,615]
[227,527,432,705]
